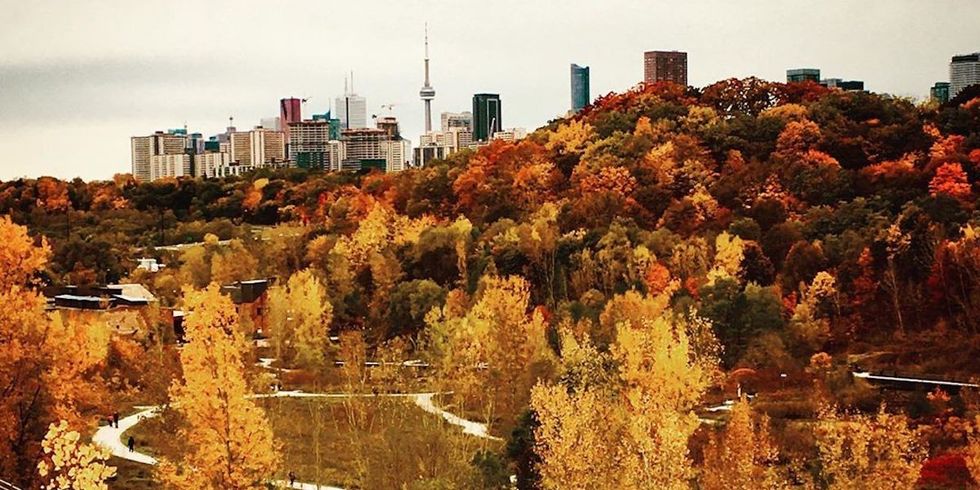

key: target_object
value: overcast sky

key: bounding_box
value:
[0,0,977,181]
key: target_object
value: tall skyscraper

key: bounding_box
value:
[570,63,590,113]
[472,93,502,142]
[335,79,368,130]
[787,68,821,83]
[643,51,687,86]
[950,53,980,99]
[419,24,436,133]
[279,98,302,143]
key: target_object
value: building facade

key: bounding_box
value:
[288,120,331,169]
[441,111,472,132]
[229,128,286,167]
[341,128,387,170]
[787,68,821,83]
[335,94,368,129]
[931,82,951,104]
[571,63,590,112]
[821,78,864,91]
[472,93,502,142]
[193,152,232,178]
[279,98,302,143]
[951,53,980,99]
[131,132,187,182]
[382,139,412,173]
[643,51,688,86]
[149,154,192,180]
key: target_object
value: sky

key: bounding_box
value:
[0,0,978,181]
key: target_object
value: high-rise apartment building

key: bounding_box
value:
[441,112,472,132]
[571,63,590,112]
[787,68,821,83]
[341,128,387,170]
[193,152,234,178]
[950,53,980,99]
[472,94,502,142]
[131,131,187,182]
[229,128,286,167]
[149,154,192,180]
[931,82,951,104]
[643,51,688,86]
[382,139,412,173]
[288,120,331,169]
[335,93,368,129]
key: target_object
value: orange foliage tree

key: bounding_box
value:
[157,284,280,489]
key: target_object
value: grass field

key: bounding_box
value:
[111,396,500,489]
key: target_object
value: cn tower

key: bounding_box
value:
[419,23,436,133]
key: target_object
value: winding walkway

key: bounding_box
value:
[92,391,495,489]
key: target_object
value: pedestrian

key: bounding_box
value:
[113,412,119,428]
[288,471,296,486]
[127,436,135,452]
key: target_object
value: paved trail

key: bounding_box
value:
[93,391,494,489]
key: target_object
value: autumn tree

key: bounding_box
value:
[426,275,554,430]
[531,290,718,489]
[157,284,279,489]
[929,162,972,200]
[815,406,925,490]
[36,420,115,490]
[0,216,111,485]
[267,269,333,368]
[700,397,786,490]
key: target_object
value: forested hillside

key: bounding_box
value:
[3,79,980,489]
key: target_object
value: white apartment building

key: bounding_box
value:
[382,139,412,172]
[194,152,232,178]
[131,132,186,182]
[149,154,192,180]
[951,53,980,98]
[230,128,286,167]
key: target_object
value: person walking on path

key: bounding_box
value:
[288,471,296,486]
[112,412,119,428]
[127,436,135,452]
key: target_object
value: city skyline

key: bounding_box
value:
[1,0,979,180]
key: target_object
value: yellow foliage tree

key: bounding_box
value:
[709,231,745,283]
[815,406,925,490]
[532,296,718,490]
[267,269,333,368]
[1,216,113,484]
[158,284,280,489]
[36,420,115,490]
[210,240,259,285]
[700,398,787,490]
[426,275,554,430]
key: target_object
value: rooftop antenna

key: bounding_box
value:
[344,75,348,96]
[351,70,355,94]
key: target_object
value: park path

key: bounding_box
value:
[92,391,494,489]
[92,406,160,465]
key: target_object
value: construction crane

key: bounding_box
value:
[372,103,398,120]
